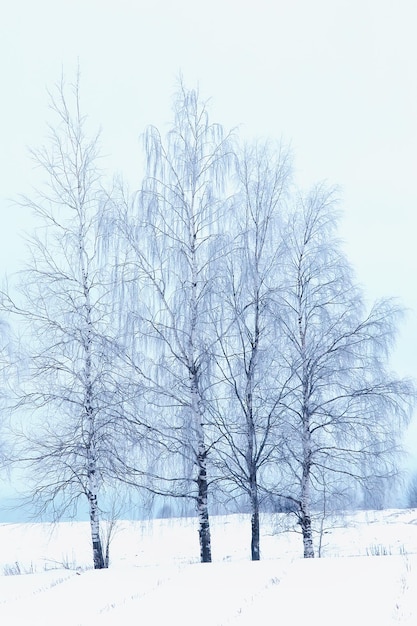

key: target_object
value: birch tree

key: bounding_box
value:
[117,83,234,562]
[274,185,414,557]
[212,141,291,560]
[1,75,124,569]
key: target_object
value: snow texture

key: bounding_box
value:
[0,509,417,624]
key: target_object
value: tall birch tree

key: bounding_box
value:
[274,185,414,557]
[117,83,234,562]
[1,75,124,569]
[212,141,291,560]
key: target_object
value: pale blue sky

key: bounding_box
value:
[2,0,417,450]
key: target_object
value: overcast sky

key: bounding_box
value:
[2,0,417,452]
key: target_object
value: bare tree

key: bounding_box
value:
[0,319,13,496]
[1,74,125,569]
[211,140,291,559]
[273,185,415,557]
[116,82,234,562]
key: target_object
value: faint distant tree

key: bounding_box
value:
[407,471,417,508]
[0,319,13,483]
[0,74,126,569]
[273,185,415,557]
[116,82,234,562]
[211,140,291,560]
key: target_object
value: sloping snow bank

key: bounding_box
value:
[1,556,416,626]
[1,510,417,624]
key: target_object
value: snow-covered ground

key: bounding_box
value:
[1,509,417,624]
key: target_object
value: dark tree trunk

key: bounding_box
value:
[104,537,110,568]
[92,537,105,569]
[88,492,106,569]
[250,474,260,560]
[300,505,314,558]
[300,459,315,558]
[301,516,314,558]
[197,447,212,563]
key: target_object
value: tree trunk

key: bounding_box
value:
[300,459,315,558]
[250,475,260,560]
[104,534,110,568]
[81,244,106,569]
[190,363,212,563]
[245,295,260,561]
[87,485,105,569]
[300,506,315,558]
[197,445,212,563]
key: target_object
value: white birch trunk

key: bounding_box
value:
[80,232,105,569]
[189,225,212,563]
[246,297,261,561]
[87,448,105,569]
[298,262,315,559]
[300,448,315,558]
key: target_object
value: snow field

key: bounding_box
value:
[1,509,417,624]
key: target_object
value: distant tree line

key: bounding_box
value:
[0,73,414,567]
